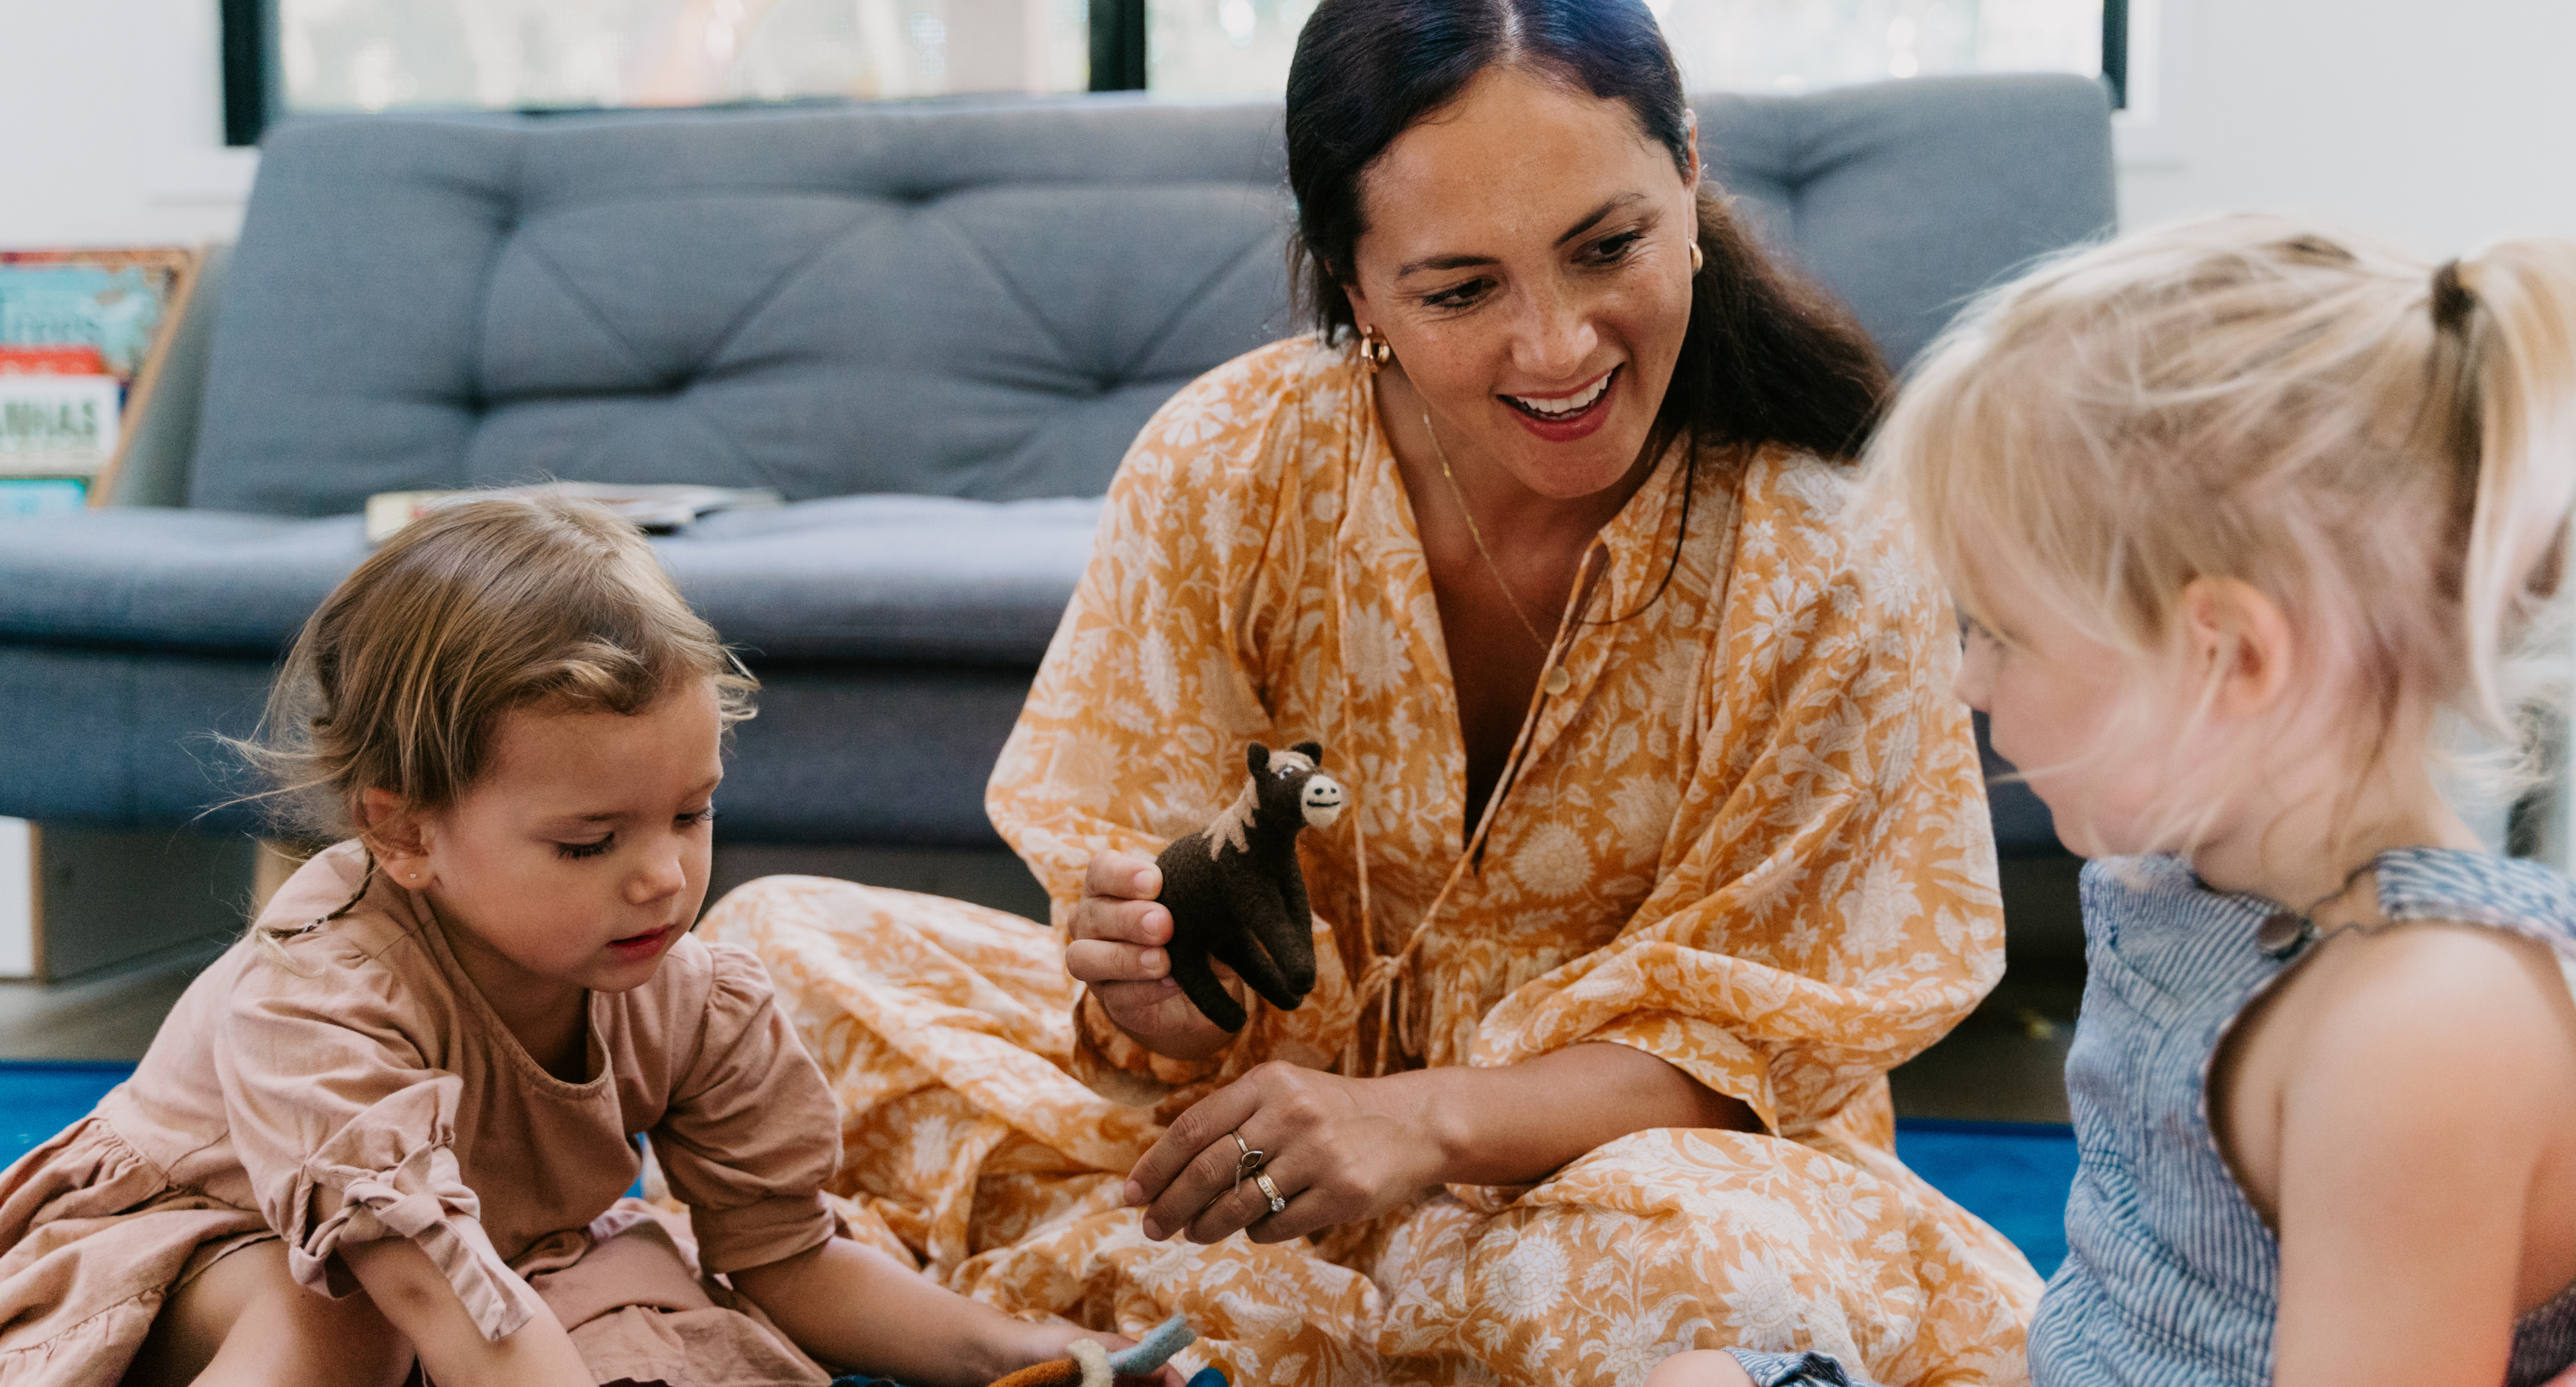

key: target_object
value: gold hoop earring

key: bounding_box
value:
[1689,242,1704,273]
[1358,327,1392,373]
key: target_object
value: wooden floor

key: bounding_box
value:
[0,946,219,1061]
[0,849,2087,1123]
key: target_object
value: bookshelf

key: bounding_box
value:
[0,247,202,515]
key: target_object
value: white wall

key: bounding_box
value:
[10,0,2573,255]
[2120,0,2576,254]
[0,820,33,978]
[0,0,255,250]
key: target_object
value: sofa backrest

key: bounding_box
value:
[188,76,2110,518]
[1703,75,2114,371]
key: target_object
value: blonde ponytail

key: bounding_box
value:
[1873,215,2576,834]
[2445,241,2576,730]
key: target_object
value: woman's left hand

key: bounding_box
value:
[1124,1060,1443,1244]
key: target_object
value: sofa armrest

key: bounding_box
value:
[100,244,229,509]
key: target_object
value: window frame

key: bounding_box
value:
[2102,0,2129,108]
[221,0,274,147]
[221,0,2123,145]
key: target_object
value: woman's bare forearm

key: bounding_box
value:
[340,1238,591,1387]
[1405,1042,1755,1188]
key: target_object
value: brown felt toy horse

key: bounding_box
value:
[1154,741,1347,1033]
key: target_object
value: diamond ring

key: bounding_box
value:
[1254,1170,1287,1215]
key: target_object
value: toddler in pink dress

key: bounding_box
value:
[0,495,1171,1387]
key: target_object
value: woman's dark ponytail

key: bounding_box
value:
[1672,188,1889,460]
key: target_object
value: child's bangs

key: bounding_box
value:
[1872,302,2153,661]
[232,494,761,844]
[519,542,758,731]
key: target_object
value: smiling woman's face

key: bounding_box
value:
[1345,63,1699,501]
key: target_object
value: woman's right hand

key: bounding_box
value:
[1065,850,1239,1063]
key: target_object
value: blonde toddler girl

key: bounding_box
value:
[1657,217,2576,1386]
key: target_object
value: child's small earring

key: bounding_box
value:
[1358,326,1392,374]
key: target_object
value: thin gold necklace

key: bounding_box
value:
[1421,409,1572,696]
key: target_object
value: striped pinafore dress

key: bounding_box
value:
[2026,847,2576,1385]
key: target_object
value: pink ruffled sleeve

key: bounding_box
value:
[651,942,840,1274]
[221,974,546,1341]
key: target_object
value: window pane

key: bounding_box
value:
[277,0,1091,112]
[1145,0,1314,96]
[1659,0,2101,91]
[1145,0,2098,98]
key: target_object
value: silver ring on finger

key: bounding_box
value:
[1254,1170,1287,1215]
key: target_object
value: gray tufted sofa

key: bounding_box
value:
[0,77,2110,857]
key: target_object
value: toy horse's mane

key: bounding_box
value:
[1203,747,1316,860]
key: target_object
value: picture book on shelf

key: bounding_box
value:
[0,478,87,517]
[0,249,192,386]
[0,376,120,478]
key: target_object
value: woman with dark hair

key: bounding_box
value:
[701,0,2039,1380]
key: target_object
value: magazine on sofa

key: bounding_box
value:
[364,481,783,544]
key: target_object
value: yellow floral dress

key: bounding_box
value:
[699,337,2038,1386]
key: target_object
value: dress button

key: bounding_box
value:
[1543,667,1571,696]
[2256,911,2312,957]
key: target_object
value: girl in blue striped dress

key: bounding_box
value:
[1659,216,2576,1387]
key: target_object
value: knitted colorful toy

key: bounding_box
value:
[983,1314,1221,1387]
[827,1316,1221,1387]
[1153,741,1347,1033]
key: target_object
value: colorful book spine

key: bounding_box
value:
[0,477,88,516]
[0,346,112,376]
[0,375,120,478]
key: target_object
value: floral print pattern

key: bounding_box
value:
[699,338,2036,1385]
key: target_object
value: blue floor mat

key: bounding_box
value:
[0,1060,132,1166]
[1894,1118,2077,1276]
[0,1064,2077,1276]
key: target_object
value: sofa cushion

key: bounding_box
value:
[0,495,1102,665]
[677,495,1100,662]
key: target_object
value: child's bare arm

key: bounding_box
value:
[2268,926,2576,1386]
[729,1236,1180,1387]
[730,1238,1019,1386]
[340,1238,593,1387]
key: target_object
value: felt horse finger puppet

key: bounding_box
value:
[983,1314,1225,1387]
[1153,740,1347,1033]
